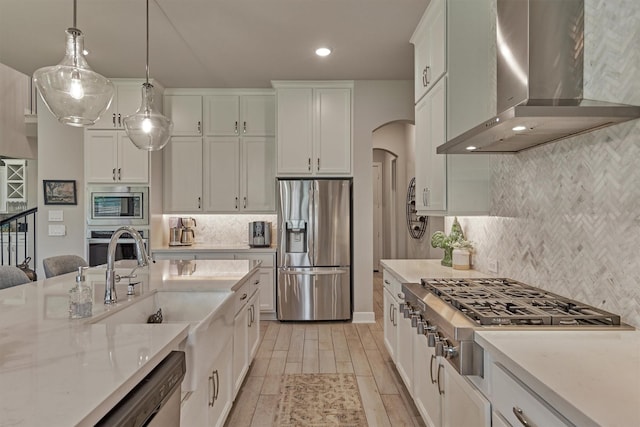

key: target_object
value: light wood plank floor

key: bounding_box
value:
[224,272,426,427]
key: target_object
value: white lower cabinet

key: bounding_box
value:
[413,333,442,427]
[382,286,398,363]
[412,332,490,427]
[206,343,233,427]
[396,301,414,392]
[231,273,261,399]
[492,363,571,427]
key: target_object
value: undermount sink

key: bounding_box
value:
[92,289,234,391]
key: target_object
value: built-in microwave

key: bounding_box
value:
[87,186,149,226]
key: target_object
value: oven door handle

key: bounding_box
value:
[88,238,148,244]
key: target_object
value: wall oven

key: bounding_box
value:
[87,186,149,226]
[87,229,149,267]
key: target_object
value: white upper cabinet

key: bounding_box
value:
[204,94,275,137]
[164,95,203,136]
[203,137,240,211]
[411,0,447,103]
[92,80,159,130]
[412,0,492,216]
[85,131,149,183]
[274,81,353,176]
[163,137,203,212]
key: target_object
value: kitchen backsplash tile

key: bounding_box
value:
[449,0,640,329]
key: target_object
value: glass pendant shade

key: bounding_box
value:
[33,28,114,127]
[124,83,173,151]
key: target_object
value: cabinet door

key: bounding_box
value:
[209,342,233,427]
[232,305,249,399]
[203,137,240,211]
[85,131,118,182]
[241,95,275,136]
[247,290,260,360]
[413,334,442,427]
[425,0,446,91]
[92,97,118,129]
[415,79,447,213]
[314,88,351,175]
[117,133,149,183]
[204,95,240,136]
[116,83,143,124]
[442,361,491,427]
[164,95,202,136]
[276,88,313,175]
[396,303,414,394]
[383,287,397,362]
[163,137,203,212]
[241,137,275,212]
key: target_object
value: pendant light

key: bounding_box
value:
[33,0,114,127]
[123,0,173,151]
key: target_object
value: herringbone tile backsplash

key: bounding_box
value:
[450,0,640,328]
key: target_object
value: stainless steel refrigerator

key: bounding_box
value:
[277,179,352,321]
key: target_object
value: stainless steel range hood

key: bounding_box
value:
[437,0,640,154]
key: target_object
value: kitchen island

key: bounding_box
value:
[0,259,260,427]
[381,259,639,427]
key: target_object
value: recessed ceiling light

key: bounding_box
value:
[466,146,477,151]
[315,47,332,57]
[512,125,526,131]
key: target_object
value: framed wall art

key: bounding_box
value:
[43,180,77,205]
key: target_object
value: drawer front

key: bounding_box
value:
[236,252,275,267]
[382,269,402,300]
[492,363,572,427]
[233,280,252,314]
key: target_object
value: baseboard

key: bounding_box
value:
[261,311,277,321]
[352,311,375,323]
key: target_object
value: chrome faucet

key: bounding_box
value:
[104,226,153,304]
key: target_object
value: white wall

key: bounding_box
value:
[36,98,86,277]
[352,80,414,322]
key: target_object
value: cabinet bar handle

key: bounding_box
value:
[437,364,444,395]
[213,370,219,400]
[240,293,247,300]
[235,197,238,209]
[243,196,247,209]
[308,158,311,171]
[208,373,214,406]
[384,279,390,285]
[112,168,116,181]
[422,67,428,87]
[430,355,437,384]
[317,158,320,171]
[112,113,116,127]
[248,306,252,327]
[118,113,122,127]
[425,65,431,86]
[234,121,238,134]
[243,121,247,134]
[198,197,201,209]
[393,306,398,326]
[117,168,121,181]
[197,121,201,133]
[389,303,394,324]
[513,407,532,427]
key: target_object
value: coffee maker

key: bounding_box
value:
[180,217,196,245]
[248,221,271,247]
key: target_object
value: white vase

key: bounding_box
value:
[452,248,470,270]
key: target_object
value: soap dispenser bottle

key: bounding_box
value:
[69,266,92,319]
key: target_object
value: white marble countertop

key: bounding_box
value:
[380,258,488,284]
[0,259,259,427]
[152,243,277,253]
[380,258,638,427]
[476,330,640,427]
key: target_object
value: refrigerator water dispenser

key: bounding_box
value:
[285,220,307,253]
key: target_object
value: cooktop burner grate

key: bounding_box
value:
[421,277,621,326]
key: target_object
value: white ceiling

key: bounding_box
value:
[0,0,429,88]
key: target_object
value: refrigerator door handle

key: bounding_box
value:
[280,268,348,276]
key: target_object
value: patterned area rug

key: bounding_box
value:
[273,373,368,427]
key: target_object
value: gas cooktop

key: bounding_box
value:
[421,278,621,327]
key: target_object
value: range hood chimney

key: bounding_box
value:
[437,0,640,154]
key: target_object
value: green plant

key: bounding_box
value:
[430,217,470,266]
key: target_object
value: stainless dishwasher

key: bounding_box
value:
[96,351,186,427]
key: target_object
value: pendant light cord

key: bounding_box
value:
[146,0,150,84]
